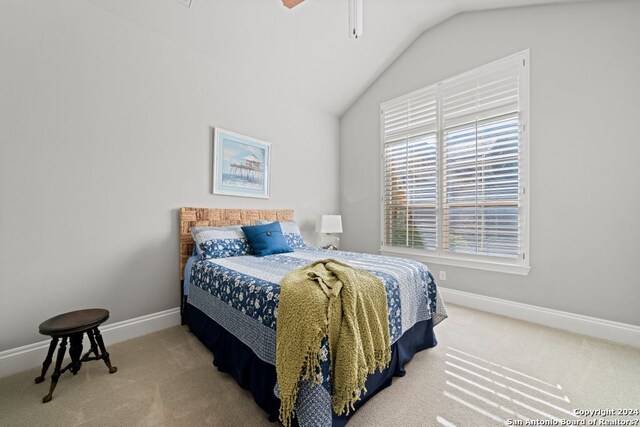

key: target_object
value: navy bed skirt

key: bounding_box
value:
[185,303,437,426]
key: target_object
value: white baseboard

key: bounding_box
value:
[0,307,181,379]
[439,287,640,348]
[3,292,637,379]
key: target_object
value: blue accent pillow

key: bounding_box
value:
[241,222,293,257]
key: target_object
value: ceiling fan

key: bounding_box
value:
[282,0,305,8]
[281,0,363,39]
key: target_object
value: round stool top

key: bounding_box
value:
[39,309,110,336]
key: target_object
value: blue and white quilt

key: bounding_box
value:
[187,248,447,426]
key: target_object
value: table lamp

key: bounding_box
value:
[316,215,343,249]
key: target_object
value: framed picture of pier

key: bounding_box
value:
[213,128,271,199]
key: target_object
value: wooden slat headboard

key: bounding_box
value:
[179,207,294,279]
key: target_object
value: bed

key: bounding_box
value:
[179,207,447,426]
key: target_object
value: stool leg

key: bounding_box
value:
[93,327,117,374]
[42,336,67,403]
[69,333,83,375]
[81,329,100,361]
[35,337,59,384]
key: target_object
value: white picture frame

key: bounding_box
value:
[213,128,271,199]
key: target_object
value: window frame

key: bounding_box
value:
[379,50,530,275]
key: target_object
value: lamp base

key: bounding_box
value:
[319,234,340,250]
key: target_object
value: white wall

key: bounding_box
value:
[340,0,640,326]
[0,0,339,350]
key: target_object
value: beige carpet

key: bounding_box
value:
[1,304,638,427]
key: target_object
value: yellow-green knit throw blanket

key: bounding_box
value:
[276,259,391,427]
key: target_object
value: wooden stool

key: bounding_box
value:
[35,308,117,403]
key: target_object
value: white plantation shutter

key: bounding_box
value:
[442,114,521,257]
[381,51,529,268]
[382,88,437,250]
[441,54,525,258]
[441,59,522,127]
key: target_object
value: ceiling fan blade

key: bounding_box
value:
[282,0,304,9]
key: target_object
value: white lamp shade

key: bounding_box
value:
[316,215,343,234]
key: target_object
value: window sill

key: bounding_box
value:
[379,247,531,276]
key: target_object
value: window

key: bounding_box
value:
[381,51,530,275]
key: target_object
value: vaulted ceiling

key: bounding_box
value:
[85,0,587,116]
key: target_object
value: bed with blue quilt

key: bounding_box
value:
[178,208,447,427]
